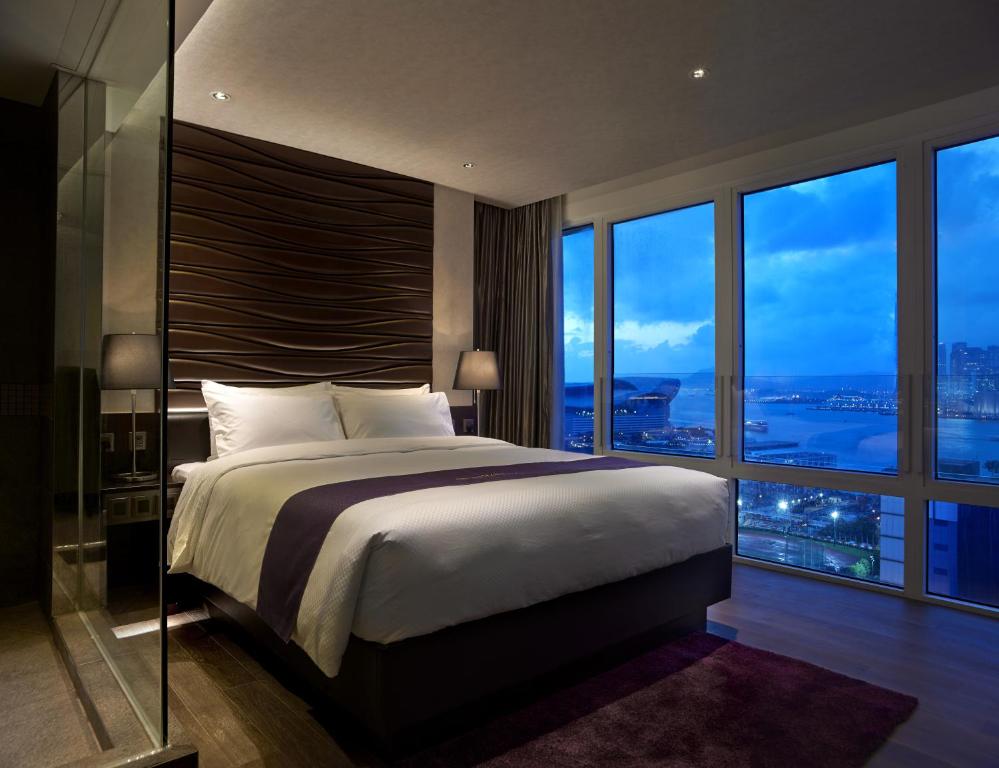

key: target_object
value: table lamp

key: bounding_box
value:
[101,333,161,482]
[453,350,501,434]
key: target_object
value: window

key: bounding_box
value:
[560,119,999,613]
[935,135,999,485]
[562,225,595,453]
[927,501,999,608]
[742,162,898,474]
[738,480,903,586]
[611,202,715,457]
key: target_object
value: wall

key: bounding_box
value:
[0,93,53,606]
[102,69,169,415]
[169,121,436,406]
[164,121,476,408]
[432,185,474,406]
[566,84,999,222]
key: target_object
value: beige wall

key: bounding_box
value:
[101,72,167,413]
[566,84,999,223]
[432,185,475,406]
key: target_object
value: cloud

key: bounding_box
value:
[563,311,593,345]
[614,318,712,351]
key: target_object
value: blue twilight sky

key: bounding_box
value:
[937,134,999,355]
[562,135,999,384]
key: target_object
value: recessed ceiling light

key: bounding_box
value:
[688,67,709,80]
[462,162,475,169]
[210,90,231,101]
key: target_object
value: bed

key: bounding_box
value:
[166,412,732,748]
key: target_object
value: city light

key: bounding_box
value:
[778,500,789,511]
[830,510,840,520]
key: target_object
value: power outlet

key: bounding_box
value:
[101,432,115,452]
[130,431,148,451]
[462,418,476,435]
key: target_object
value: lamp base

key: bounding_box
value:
[113,470,159,483]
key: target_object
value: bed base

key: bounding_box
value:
[186,544,732,751]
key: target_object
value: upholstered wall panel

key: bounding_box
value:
[169,121,434,408]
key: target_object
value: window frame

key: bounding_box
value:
[560,115,999,618]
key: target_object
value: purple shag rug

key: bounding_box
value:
[400,632,916,768]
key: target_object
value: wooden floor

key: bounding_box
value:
[167,564,999,768]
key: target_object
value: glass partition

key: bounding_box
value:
[50,0,172,757]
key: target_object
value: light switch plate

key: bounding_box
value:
[101,433,114,452]
[131,431,147,451]
[462,418,476,434]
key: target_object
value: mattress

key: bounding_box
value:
[167,436,729,677]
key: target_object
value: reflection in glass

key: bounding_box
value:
[935,135,999,485]
[612,203,715,456]
[928,501,999,608]
[742,162,898,474]
[49,2,171,753]
[738,480,903,586]
[562,225,595,453]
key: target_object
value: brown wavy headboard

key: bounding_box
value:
[168,121,434,409]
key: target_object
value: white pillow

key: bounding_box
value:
[171,462,204,483]
[201,381,334,458]
[330,384,430,396]
[334,391,455,439]
[202,389,345,458]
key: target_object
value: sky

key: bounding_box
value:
[937,134,999,355]
[563,135,999,384]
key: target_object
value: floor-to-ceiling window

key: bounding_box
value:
[738,162,901,585]
[611,202,715,457]
[742,163,898,475]
[560,118,999,615]
[929,133,999,608]
[562,225,595,453]
[935,135,999,487]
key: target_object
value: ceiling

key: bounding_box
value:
[0,0,94,106]
[11,1,999,205]
[0,0,211,108]
[174,0,999,206]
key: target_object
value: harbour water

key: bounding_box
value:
[566,376,999,481]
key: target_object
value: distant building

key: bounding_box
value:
[750,451,837,468]
[928,501,999,607]
[879,496,905,586]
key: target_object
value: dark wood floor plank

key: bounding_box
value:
[172,623,256,690]
[170,658,278,766]
[221,680,354,768]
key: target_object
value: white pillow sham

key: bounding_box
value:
[201,380,334,458]
[202,386,344,458]
[330,383,430,396]
[334,390,455,439]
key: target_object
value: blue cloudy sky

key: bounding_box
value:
[937,134,999,353]
[562,134,999,384]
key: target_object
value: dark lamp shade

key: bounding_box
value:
[453,350,501,391]
[101,334,162,390]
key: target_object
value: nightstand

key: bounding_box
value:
[102,479,182,589]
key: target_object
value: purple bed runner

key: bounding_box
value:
[256,456,648,641]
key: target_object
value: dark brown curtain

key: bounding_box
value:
[475,197,559,447]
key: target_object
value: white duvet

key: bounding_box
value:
[168,436,729,677]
